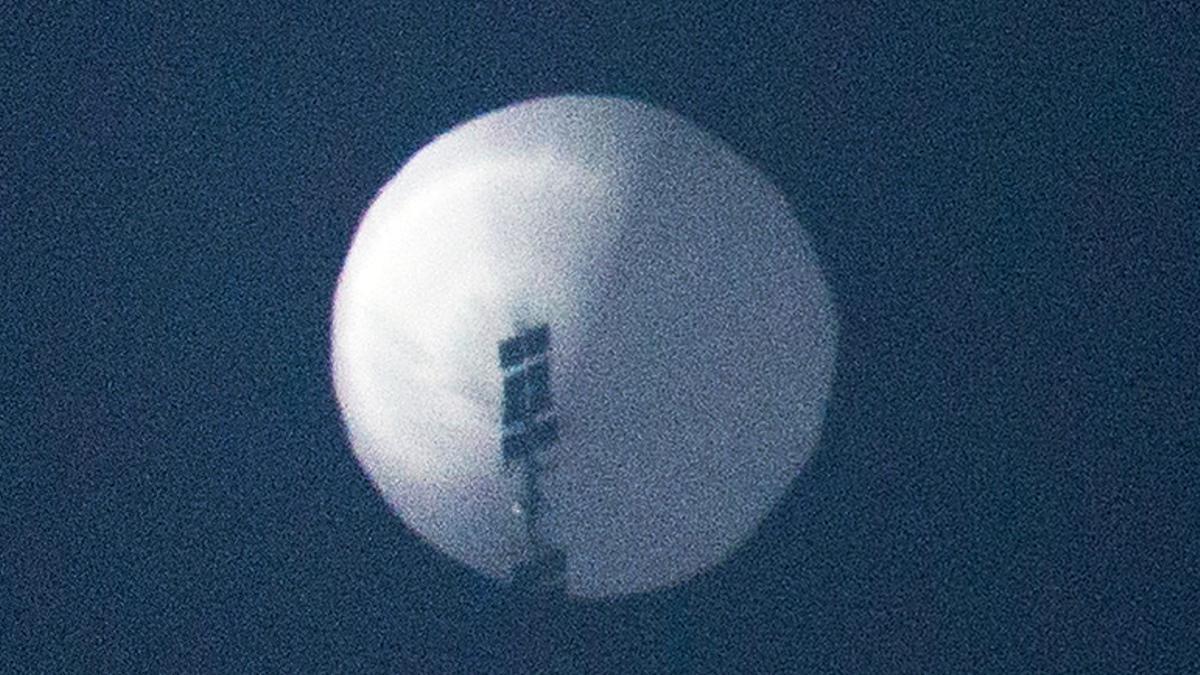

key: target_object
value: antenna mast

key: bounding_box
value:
[498,323,566,594]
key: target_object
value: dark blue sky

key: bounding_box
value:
[3,2,1196,671]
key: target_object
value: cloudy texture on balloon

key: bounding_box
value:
[331,96,837,597]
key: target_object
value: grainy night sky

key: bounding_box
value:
[3,2,1197,672]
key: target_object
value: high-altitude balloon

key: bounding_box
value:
[331,95,837,597]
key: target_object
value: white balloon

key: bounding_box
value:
[331,96,837,597]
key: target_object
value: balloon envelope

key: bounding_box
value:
[331,95,837,597]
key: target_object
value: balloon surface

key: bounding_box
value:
[331,95,837,597]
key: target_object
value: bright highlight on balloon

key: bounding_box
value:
[331,95,837,598]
